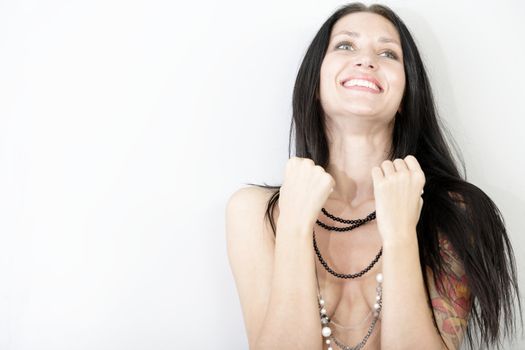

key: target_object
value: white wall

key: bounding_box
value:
[0,0,524,349]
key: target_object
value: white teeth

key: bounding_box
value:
[343,79,380,91]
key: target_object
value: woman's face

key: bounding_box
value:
[319,12,405,123]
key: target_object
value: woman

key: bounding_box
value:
[226,3,522,349]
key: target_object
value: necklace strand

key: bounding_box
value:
[316,209,376,232]
[330,310,373,331]
[321,208,376,224]
[315,267,383,350]
[330,316,379,350]
[313,230,383,279]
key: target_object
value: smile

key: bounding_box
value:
[342,79,382,93]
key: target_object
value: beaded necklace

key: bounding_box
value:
[316,265,383,350]
[314,207,383,349]
[314,208,382,279]
[316,208,376,232]
[313,230,382,279]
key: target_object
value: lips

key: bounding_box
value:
[340,75,383,92]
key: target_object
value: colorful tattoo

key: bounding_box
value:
[426,234,472,350]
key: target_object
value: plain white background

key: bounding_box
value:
[0,0,524,349]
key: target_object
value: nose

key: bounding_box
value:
[354,52,377,70]
[355,62,375,69]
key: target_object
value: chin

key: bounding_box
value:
[343,107,377,116]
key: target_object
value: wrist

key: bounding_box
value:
[381,228,418,249]
[276,216,314,238]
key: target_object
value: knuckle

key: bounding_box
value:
[414,170,425,179]
[314,165,325,173]
[397,171,408,179]
[303,158,314,164]
[414,177,425,187]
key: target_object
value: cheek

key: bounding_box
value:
[391,68,406,98]
[319,57,339,87]
[319,63,330,90]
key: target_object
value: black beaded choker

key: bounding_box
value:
[316,208,376,232]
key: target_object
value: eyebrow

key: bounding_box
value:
[332,30,401,46]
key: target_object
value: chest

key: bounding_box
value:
[314,223,383,349]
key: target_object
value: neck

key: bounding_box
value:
[325,119,393,208]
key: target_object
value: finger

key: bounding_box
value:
[405,155,426,187]
[371,166,384,184]
[393,158,408,172]
[303,158,315,166]
[404,155,422,172]
[381,160,395,176]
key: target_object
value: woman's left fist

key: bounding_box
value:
[371,155,425,244]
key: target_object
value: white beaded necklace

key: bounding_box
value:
[315,269,383,350]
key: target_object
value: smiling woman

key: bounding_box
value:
[226,2,522,350]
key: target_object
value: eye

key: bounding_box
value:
[335,41,355,51]
[380,50,399,60]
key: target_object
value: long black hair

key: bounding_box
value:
[249,2,522,349]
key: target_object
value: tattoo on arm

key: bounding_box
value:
[426,234,472,350]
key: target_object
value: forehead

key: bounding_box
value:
[330,12,400,42]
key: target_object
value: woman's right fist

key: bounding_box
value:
[278,157,335,231]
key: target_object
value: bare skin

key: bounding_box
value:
[226,11,471,350]
[227,186,470,350]
[427,234,472,349]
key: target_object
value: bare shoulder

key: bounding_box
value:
[225,185,279,348]
[226,186,279,239]
[226,186,277,258]
[227,185,278,220]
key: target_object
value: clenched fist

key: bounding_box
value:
[278,157,335,233]
[371,155,425,244]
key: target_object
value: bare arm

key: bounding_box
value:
[371,156,454,350]
[379,231,471,350]
[427,234,472,350]
[226,187,275,348]
[227,158,338,349]
[226,186,323,350]
[257,214,322,349]
[380,235,449,350]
